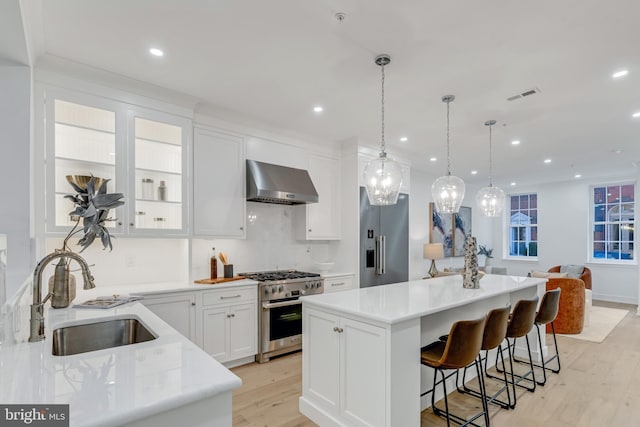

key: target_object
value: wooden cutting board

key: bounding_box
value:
[194,277,245,285]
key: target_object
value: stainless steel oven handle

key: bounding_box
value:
[262,300,302,310]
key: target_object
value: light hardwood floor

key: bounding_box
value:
[231,302,639,426]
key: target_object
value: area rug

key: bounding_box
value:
[559,306,629,343]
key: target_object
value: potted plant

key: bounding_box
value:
[477,245,493,269]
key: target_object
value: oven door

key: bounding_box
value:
[261,298,302,353]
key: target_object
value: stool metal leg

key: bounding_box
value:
[514,322,561,385]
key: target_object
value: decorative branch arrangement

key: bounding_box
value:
[477,245,493,259]
[63,176,125,252]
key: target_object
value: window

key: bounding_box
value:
[591,183,635,261]
[508,193,538,257]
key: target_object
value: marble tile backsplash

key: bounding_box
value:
[191,202,331,280]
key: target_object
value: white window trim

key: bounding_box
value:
[503,192,538,260]
[588,181,636,264]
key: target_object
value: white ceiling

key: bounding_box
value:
[31,0,640,186]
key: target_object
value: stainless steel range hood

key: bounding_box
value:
[246,160,318,205]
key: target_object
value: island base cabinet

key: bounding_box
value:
[302,307,387,427]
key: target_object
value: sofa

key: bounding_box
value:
[548,265,591,290]
[548,265,592,325]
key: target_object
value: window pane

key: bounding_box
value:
[621,203,634,220]
[593,242,605,258]
[528,242,537,257]
[517,227,526,240]
[520,195,529,210]
[607,186,620,203]
[518,242,527,256]
[530,226,537,241]
[593,224,605,241]
[594,205,606,222]
[621,184,635,203]
[529,194,537,209]
[510,242,518,256]
[510,210,519,225]
[530,209,538,225]
[594,187,606,204]
[511,197,519,210]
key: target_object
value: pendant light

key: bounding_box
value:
[363,54,403,206]
[476,120,505,217]
[431,95,465,213]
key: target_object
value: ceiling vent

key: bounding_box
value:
[507,87,541,101]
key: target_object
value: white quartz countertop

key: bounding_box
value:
[302,274,547,324]
[0,300,242,426]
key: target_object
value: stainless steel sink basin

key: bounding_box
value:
[52,317,156,356]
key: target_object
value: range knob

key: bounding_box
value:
[264,288,269,295]
[271,286,277,293]
[305,283,310,289]
[278,285,284,292]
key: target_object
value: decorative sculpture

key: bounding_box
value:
[463,236,480,289]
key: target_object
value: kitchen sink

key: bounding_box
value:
[52,317,156,356]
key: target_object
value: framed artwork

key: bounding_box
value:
[430,203,472,257]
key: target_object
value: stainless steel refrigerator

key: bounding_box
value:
[360,187,409,287]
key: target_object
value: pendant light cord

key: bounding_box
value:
[446,99,451,175]
[488,123,493,186]
[380,63,386,156]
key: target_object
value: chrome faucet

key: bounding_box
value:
[29,250,95,342]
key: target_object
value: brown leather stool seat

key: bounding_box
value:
[421,315,488,426]
[458,305,513,411]
[490,296,539,409]
[532,288,562,385]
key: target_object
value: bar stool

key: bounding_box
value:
[523,288,562,385]
[421,315,488,426]
[490,296,539,409]
[458,305,513,410]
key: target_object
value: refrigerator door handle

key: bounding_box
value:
[375,235,386,275]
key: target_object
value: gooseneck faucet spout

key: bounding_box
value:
[29,250,95,342]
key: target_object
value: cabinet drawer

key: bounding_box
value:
[324,276,355,293]
[202,287,256,306]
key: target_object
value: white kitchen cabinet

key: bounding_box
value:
[323,274,355,293]
[42,86,191,236]
[193,126,246,238]
[302,307,386,427]
[294,154,341,240]
[200,286,257,364]
[141,292,197,341]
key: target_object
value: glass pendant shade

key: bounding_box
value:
[364,154,403,205]
[432,174,466,213]
[364,54,403,206]
[476,119,505,217]
[476,185,505,217]
[432,94,465,213]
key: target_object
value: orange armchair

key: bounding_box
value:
[548,265,591,290]
[545,278,585,334]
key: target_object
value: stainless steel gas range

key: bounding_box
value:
[240,270,324,363]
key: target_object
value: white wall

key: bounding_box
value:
[0,65,33,299]
[493,178,639,304]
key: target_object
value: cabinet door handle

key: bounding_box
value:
[129,222,135,227]
[227,313,236,318]
[220,294,241,300]
[191,302,196,306]
[308,229,312,232]
[332,282,345,286]
[333,326,344,333]
[240,227,244,230]
[118,221,123,226]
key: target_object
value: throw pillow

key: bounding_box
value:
[530,270,569,279]
[560,264,585,279]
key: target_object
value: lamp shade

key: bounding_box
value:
[424,243,445,260]
[431,174,466,213]
[363,155,403,205]
[476,185,506,217]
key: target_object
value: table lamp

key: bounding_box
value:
[424,243,445,277]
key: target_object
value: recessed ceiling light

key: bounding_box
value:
[510,182,516,186]
[470,170,478,175]
[511,140,520,145]
[612,69,629,79]
[612,149,623,154]
[632,111,640,118]
[149,48,164,57]
[429,157,437,162]
[544,158,552,164]
[400,136,408,142]
[574,174,582,178]
[313,106,323,113]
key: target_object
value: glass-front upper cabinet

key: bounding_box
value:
[128,108,190,234]
[44,88,191,236]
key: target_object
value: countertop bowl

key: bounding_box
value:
[66,175,107,191]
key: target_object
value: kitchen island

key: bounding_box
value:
[0,281,245,427]
[299,274,547,427]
